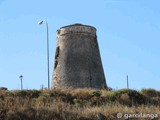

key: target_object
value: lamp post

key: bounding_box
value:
[19,75,23,90]
[38,20,50,89]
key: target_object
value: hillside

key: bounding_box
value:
[0,88,160,120]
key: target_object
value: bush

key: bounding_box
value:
[105,89,145,105]
[13,90,41,98]
[141,88,159,97]
[0,87,7,91]
[106,91,117,101]
[90,90,101,97]
[118,89,145,105]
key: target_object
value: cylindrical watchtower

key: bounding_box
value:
[52,23,107,89]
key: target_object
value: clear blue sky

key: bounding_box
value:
[0,0,160,90]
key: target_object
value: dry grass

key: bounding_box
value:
[0,88,160,120]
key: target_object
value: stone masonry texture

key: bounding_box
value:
[52,23,107,89]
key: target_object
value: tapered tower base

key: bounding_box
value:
[52,24,107,89]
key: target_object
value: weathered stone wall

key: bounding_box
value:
[52,24,107,89]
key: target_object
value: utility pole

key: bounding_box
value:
[127,75,129,89]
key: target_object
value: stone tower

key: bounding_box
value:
[52,23,107,89]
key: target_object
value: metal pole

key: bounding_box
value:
[19,75,23,90]
[21,78,23,90]
[38,20,50,89]
[46,21,50,89]
[127,75,129,89]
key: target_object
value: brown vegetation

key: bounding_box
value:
[0,88,160,120]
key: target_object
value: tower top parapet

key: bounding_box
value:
[57,23,96,37]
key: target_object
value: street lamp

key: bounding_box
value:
[19,75,23,90]
[38,20,50,89]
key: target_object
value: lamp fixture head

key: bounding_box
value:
[38,20,43,25]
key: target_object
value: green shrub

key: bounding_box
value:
[118,89,145,105]
[13,90,41,98]
[105,89,145,105]
[0,91,14,99]
[106,91,118,101]
[90,90,101,97]
[141,88,159,97]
